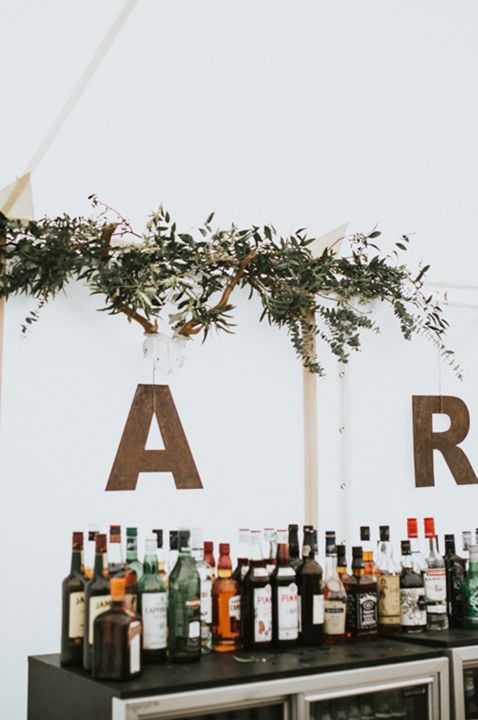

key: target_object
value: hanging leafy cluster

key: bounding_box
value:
[0,200,460,376]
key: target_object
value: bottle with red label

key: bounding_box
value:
[167,529,201,661]
[297,526,324,646]
[271,529,298,648]
[407,518,427,574]
[241,530,272,650]
[212,543,240,651]
[423,517,449,630]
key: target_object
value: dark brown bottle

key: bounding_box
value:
[400,540,426,633]
[241,531,272,650]
[60,532,86,666]
[337,544,350,583]
[444,534,466,627]
[83,533,111,671]
[288,524,301,570]
[92,576,142,680]
[344,546,378,639]
[271,529,298,648]
[297,527,324,646]
[232,529,250,584]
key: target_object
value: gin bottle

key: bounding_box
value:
[137,535,167,662]
[168,529,201,662]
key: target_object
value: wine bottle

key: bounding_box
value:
[137,535,168,663]
[168,529,201,662]
[212,543,240,652]
[60,531,86,666]
[288,524,301,571]
[297,526,324,646]
[83,533,111,671]
[271,529,298,648]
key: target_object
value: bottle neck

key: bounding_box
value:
[192,547,204,563]
[325,554,338,579]
[94,551,107,578]
[143,553,158,575]
[401,553,413,571]
[276,543,290,567]
[218,554,232,578]
[126,536,138,563]
[111,597,125,610]
[109,541,123,566]
[71,548,82,574]
[427,536,439,555]
[289,531,299,559]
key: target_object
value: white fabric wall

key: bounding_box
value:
[2,2,478,718]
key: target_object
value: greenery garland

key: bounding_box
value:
[0,198,460,377]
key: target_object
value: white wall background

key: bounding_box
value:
[2,1,478,717]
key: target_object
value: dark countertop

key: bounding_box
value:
[389,627,478,649]
[29,639,445,700]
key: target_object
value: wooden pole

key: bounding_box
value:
[303,316,318,527]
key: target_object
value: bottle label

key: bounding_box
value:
[128,621,141,675]
[254,568,269,578]
[229,595,241,620]
[359,592,378,629]
[88,595,112,644]
[277,583,298,640]
[466,589,478,619]
[189,620,200,638]
[201,578,212,625]
[324,600,346,635]
[377,575,400,624]
[254,585,272,642]
[424,568,447,601]
[124,593,137,614]
[313,594,324,625]
[400,588,426,626]
[142,592,168,649]
[68,592,85,639]
[297,596,302,634]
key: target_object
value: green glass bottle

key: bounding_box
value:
[126,528,144,581]
[464,544,478,627]
[168,529,201,662]
[137,535,168,663]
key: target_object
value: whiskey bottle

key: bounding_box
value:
[288,524,301,571]
[323,533,347,644]
[169,530,179,573]
[376,525,400,633]
[232,528,251,583]
[212,543,240,652]
[92,576,142,681]
[83,533,111,671]
[168,529,201,662]
[264,528,277,575]
[203,541,216,577]
[444,534,466,627]
[192,528,213,653]
[137,535,168,662]
[337,545,350,582]
[399,540,426,633]
[152,528,168,581]
[360,526,377,577]
[126,527,143,581]
[108,525,125,577]
[407,518,427,574]
[423,517,448,630]
[61,531,86,666]
[463,545,478,628]
[241,530,272,650]
[84,524,99,580]
[345,546,378,639]
[271,529,298,648]
[297,527,324,646]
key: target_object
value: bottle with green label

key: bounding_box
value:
[167,529,201,662]
[463,545,478,627]
[137,535,168,663]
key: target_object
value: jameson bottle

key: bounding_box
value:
[152,529,168,581]
[407,518,428,574]
[345,546,378,639]
[61,532,86,666]
[92,577,142,681]
[84,524,99,580]
[137,535,168,662]
[168,529,201,662]
[232,529,251,583]
[463,545,478,628]
[360,527,378,577]
[323,533,347,644]
[204,541,216,577]
[264,528,277,575]
[337,545,350,582]
[212,543,240,652]
[83,533,111,671]
[423,517,448,630]
[297,527,324,646]
[376,525,400,633]
[108,525,125,577]
[169,530,179,574]
[400,540,426,633]
[191,528,213,653]
[288,524,301,571]
[241,530,273,650]
[444,534,466,627]
[271,529,298,648]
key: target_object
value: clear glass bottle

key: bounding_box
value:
[241,530,272,650]
[423,517,448,630]
[108,525,125,577]
[212,543,240,652]
[271,529,298,648]
[264,528,277,575]
[137,535,168,662]
[323,534,346,644]
[83,533,111,671]
[297,526,324,646]
[360,526,378,578]
[167,529,201,662]
[399,540,426,633]
[444,533,466,627]
[152,528,168,582]
[376,525,400,633]
[191,528,213,653]
[61,531,86,666]
[407,517,427,574]
[232,528,250,583]
[344,546,378,639]
[463,544,478,628]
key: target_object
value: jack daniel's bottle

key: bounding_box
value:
[345,546,378,639]
[241,531,272,650]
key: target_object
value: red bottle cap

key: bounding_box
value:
[424,517,436,539]
[219,543,230,555]
[110,576,126,601]
[109,524,121,542]
[95,533,107,553]
[204,541,214,553]
[72,531,84,550]
[407,518,418,539]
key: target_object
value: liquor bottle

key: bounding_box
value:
[84,524,99,580]
[108,525,125,577]
[61,532,86,666]
[399,540,426,634]
[204,541,216,576]
[464,531,473,565]
[241,530,272,650]
[264,528,277,575]
[423,517,448,630]
[191,528,213,653]
[92,576,142,680]
[444,534,466,627]
[271,529,298,648]
[344,546,378,639]
[376,525,400,634]
[169,530,179,573]
[323,534,347,644]
[297,526,324,646]
[232,528,251,583]
[288,524,301,571]
[407,518,428,574]
[126,527,143,581]
[360,527,377,577]
[83,533,111,671]
[336,545,350,582]
[152,528,168,581]
[463,545,478,628]
[168,529,201,662]
[212,543,240,652]
[137,535,168,662]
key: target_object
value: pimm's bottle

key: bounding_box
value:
[288,524,301,571]
[400,540,426,633]
[297,526,324,646]
[376,525,400,634]
[423,517,448,630]
[323,533,347,644]
[212,543,240,652]
[137,535,168,662]
[168,529,201,662]
[61,531,86,666]
[463,545,478,628]
[241,530,272,650]
[191,528,213,653]
[92,576,142,680]
[345,546,378,639]
[444,533,466,627]
[271,529,298,648]
[83,533,111,671]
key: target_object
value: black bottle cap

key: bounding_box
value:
[303,524,314,533]
[352,546,363,558]
[325,531,336,554]
[336,544,346,558]
[401,540,411,554]
[444,533,454,542]
[169,530,179,550]
[360,526,370,541]
[152,529,163,548]
[379,525,390,542]
[288,523,298,531]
